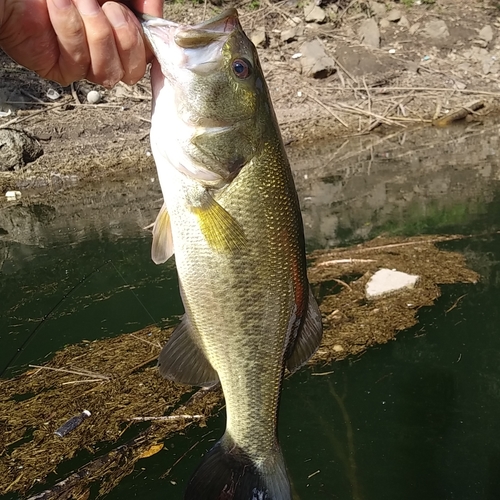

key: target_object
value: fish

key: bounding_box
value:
[141,9,323,500]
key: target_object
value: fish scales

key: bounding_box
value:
[177,140,305,458]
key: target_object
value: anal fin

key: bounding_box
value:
[286,286,323,373]
[151,202,174,264]
[158,315,219,387]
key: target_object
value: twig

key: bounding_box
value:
[70,83,81,106]
[130,415,203,421]
[348,235,465,254]
[445,294,467,314]
[318,258,376,266]
[62,379,105,385]
[334,102,405,126]
[0,100,70,129]
[305,92,349,128]
[433,101,485,127]
[322,86,500,97]
[332,278,352,292]
[28,364,110,380]
[129,334,162,349]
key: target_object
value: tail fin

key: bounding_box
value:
[184,434,291,500]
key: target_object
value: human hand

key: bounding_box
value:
[0,0,163,87]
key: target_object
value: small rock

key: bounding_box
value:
[358,18,380,49]
[454,80,467,90]
[369,0,387,17]
[251,27,269,48]
[299,39,336,78]
[398,16,410,29]
[379,18,391,29]
[0,129,43,171]
[409,22,420,35]
[472,39,489,49]
[333,345,344,352]
[479,25,494,43]
[281,25,303,43]
[366,269,420,299]
[5,190,21,201]
[86,90,101,104]
[46,88,60,100]
[424,19,449,39]
[304,3,327,23]
[386,9,402,22]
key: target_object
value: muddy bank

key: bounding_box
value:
[1,0,500,193]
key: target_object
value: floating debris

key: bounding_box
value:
[54,410,91,437]
[366,268,419,299]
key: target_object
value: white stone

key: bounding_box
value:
[87,90,101,104]
[366,268,420,299]
[5,190,21,200]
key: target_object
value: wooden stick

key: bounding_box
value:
[28,364,109,380]
[305,92,349,128]
[130,415,203,421]
[0,100,70,129]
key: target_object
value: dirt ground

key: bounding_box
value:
[1,0,500,194]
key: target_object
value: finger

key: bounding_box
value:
[47,0,91,85]
[74,0,124,87]
[102,3,146,85]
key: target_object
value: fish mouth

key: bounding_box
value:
[140,9,240,75]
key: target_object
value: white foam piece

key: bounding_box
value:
[366,268,419,299]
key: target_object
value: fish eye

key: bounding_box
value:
[232,58,251,79]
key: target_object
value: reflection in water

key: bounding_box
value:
[1,121,500,499]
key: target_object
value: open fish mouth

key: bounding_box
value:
[140,9,240,75]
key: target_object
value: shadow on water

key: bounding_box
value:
[1,120,500,499]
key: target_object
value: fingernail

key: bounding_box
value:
[52,0,72,9]
[75,0,100,16]
[106,6,127,28]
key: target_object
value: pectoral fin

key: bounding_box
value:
[192,193,246,252]
[151,203,174,264]
[158,315,219,387]
[286,286,323,373]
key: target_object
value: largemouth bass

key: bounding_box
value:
[141,9,323,500]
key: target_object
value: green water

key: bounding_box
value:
[1,122,500,499]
